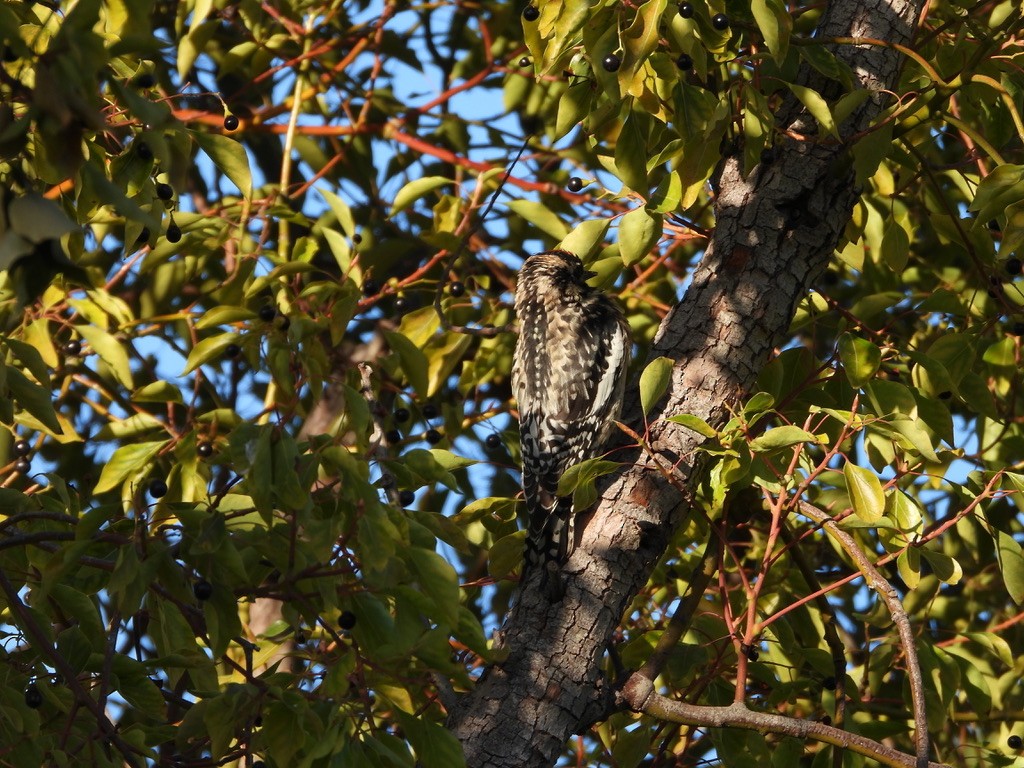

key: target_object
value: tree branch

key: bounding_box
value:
[798,501,930,768]
[618,674,952,768]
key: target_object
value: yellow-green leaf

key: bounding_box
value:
[390,176,452,216]
[77,325,134,388]
[838,332,880,388]
[93,440,166,494]
[639,356,673,417]
[844,461,884,523]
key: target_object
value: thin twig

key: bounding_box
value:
[797,501,929,768]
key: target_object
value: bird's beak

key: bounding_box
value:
[584,269,598,280]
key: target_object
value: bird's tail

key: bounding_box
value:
[521,491,575,595]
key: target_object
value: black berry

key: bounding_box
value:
[136,141,153,161]
[193,579,213,601]
[822,676,836,691]
[712,13,729,29]
[13,439,31,456]
[398,490,415,506]
[352,233,362,244]
[133,73,156,89]
[1005,257,1022,275]
[676,53,693,70]
[425,429,442,445]
[223,114,239,131]
[602,53,621,72]
[422,404,439,420]
[165,224,182,243]
[523,5,539,21]
[148,479,168,499]
[338,610,357,630]
[394,296,408,313]
[24,684,42,709]
[567,177,584,192]
[225,343,241,358]
[678,1,694,17]
[485,434,502,449]
[1009,735,1023,750]
[258,306,277,322]
[449,281,465,297]
[135,227,151,245]
[197,442,214,458]
[394,408,410,423]
[519,56,531,67]
[362,279,380,297]
[155,182,173,200]
[385,429,402,444]
[938,390,952,400]
[14,458,30,474]
[820,715,832,726]
[745,645,759,661]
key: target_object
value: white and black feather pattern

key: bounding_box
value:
[512,250,631,585]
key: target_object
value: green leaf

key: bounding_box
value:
[844,461,884,523]
[390,176,451,216]
[507,199,570,239]
[5,366,62,435]
[92,440,166,494]
[489,531,527,579]
[385,331,430,400]
[319,186,356,236]
[76,325,134,388]
[395,709,466,768]
[879,217,910,272]
[619,206,662,266]
[556,457,620,510]
[992,527,1024,604]
[968,163,1024,224]
[192,130,252,196]
[751,0,791,63]
[838,332,881,388]
[749,425,819,453]
[983,336,1016,368]
[650,171,683,214]
[920,548,963,585]
[666,413,718,438]
[639,356,673,417]
[615,111,649,193]
[94,412,164,440]
[787,83,838,139]
[558,218,610,259]
[896,548,921,589]
[404,548,460,625]
[182,332,241,375]
[132,380,183,404]
[4,336,51,385]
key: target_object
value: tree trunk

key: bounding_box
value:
[448,0,924,764]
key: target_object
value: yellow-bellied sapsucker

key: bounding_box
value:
[512,250,631,591]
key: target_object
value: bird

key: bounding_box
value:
[512,249,631,596]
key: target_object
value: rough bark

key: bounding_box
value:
[448,0,924,765]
